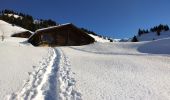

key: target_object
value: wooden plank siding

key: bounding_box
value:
[28,23,95,46]
[11,31,32,38]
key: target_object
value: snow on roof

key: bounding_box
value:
[29,23,81,40]
[35,23,72,32]
[34,23,112,43]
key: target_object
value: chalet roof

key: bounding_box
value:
[35,23,72,33]
[28,23,95,46]
[29,23,87,40]
[14,30,33,34]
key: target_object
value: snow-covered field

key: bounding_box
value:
[61,38,170,100]
[0,20,30,37]
[0,38,49,99]
[1,20,170,100]
[0,37,170,100]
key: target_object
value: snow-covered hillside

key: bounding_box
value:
[88,34,111,42]
[1,18,170,100]
[61,38,170,100]
[0,36,170,100]
[0,20,29,37]
[137,30,170,41]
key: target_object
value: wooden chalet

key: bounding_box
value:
[28,23,95,46]
[11,31,32,38]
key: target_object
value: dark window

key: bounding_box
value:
[41,34,54,43]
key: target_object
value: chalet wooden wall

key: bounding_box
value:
[11,31,32,38]
[28,24,95,46]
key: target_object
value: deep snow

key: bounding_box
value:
[61,38,170,100]
[0,20,30,37]
[1,37,170,100]
[0,37,49,100]
[1,37,80,100]
[1,20,170,100]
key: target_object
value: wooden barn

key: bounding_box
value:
[28,23,95,46]
[11,31,32,38]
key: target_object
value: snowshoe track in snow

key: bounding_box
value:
[8,48,56,100]
[58,49,81,100]
[8,48,81,100]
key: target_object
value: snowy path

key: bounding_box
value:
[8,48,80,100]
[8,48,57,100]
[58,49,81,100]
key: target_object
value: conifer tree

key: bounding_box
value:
[157,30,161,36]
[131,36,138,42]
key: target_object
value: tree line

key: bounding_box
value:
[132,24,170,42]
[138,24,169,36]
[0,9,57,31]
[0,9,113,42]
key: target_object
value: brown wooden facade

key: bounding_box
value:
[11,31,32,38]
[28,23,95,46]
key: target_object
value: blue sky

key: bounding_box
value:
[1,0,170,38]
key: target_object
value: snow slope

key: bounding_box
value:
[1,37,170,100]
[0,38,49,99]
[138,38,170,54]
[61,38,170,100]
[0,38,170,100]
[137,30,170,41]
[88,34,111,43]
[0,20,29,37]
[7,46,81,100]
[1,20,170,100]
